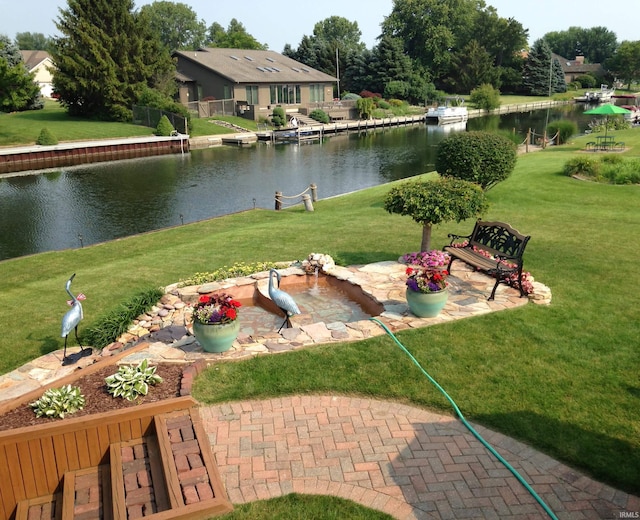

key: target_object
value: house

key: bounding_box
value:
[173,48,338,120]
[553,53,605,85]
[19,50,55,98]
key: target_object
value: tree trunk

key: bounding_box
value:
[421,224,433,252]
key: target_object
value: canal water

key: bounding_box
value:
[0,105,593,261]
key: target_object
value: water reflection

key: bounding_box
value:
[0,106,594,261]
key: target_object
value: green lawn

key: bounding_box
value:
[1,125,639,495]
[0,101,256,147]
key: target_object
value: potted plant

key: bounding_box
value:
[191,292,242,353]
[403,250,451,318]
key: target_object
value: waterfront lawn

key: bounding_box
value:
[0,131,639,493]
[0,102,258,147]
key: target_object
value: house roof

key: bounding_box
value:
[19,50,53,71]
[552,53,604,75]
[174,47,338,84]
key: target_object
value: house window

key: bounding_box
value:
[245,85,259,104]
[309,84,324,103]
[269,84,301,104]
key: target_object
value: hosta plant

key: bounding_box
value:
[105,359,163,401]
[30,385,86,419]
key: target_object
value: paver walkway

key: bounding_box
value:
[199,395,639,519]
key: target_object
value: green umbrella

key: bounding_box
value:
[584,103,631,139]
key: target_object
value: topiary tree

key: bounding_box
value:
[435,131,517,191]
[271,106,286,128]
[384,177,488,252]
[155,115,175,136]
[36,128,58,145]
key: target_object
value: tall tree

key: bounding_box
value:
[381,0,477,86]
[369,34,414,96]
[285,16,364,94]
[206,19,267,49]
[15,32,53,51]
[139,1,206,52]
[544,26,617,64]
[0,34,42,112]
[51,0,175,121]
[447,40,499,93]
[523,39,565,95]
[607,40,640,90]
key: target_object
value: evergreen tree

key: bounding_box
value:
[51,0,175,121]
[369,35,413,96]
[0,34,42,112]
[523,39,565,96]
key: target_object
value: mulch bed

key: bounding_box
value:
[0,363,185,432]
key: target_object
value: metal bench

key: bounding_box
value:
[444,220,531,300]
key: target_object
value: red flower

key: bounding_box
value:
[229,299,242,308]
[199,295,210,303]
[406,267,414,275]
[224,308,237,320]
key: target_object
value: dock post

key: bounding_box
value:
[302,194,314,212]
[310,183,318,202]
[275,191,282,210]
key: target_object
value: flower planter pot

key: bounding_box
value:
[406,287,449,318]
[192,320,240,353]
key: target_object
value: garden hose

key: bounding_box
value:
[369,317,558,520]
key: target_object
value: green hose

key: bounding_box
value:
[369,317,558,520]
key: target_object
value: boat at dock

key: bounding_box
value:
[425,98,468,125]
[575,84,615,103]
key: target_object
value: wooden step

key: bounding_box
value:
[153,408,233,519]
[14,493,62,520]
[61,466,111,520]
[109,436,169,518]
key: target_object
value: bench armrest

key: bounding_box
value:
[494,254,522,270]
[447,233,471,245]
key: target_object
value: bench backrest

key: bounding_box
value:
[469,220,530,259]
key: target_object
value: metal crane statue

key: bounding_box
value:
[60,273,91,365]
[268,269,301,332]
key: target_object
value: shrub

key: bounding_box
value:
[359,90,382,99]
[547,120,577,144]
[155,115,175,136]
[342,92,361,100]
[376,99,391,110]
[83,287,164,348]
[178,261,280,287]
[36,127,58,145]
[388,99,404,107]
[563,156,600,178]
[105,359,163,401]
[575,74,596,88]
[271,106,286,128]
[309,109,329,123]
[356,97,376,119]
[435,131,517,191]
[384,81,409,100]
[600,158,640,185]
[469,83,501,110]
[30,385,85,419]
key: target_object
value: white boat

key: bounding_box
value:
[425,98,468,125]
[578,84,615,103]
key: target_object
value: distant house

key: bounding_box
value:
[173,48,338,120]
[19,50,55,98]
[553,53,605,85]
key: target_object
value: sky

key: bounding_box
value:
[0,0,636,52]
